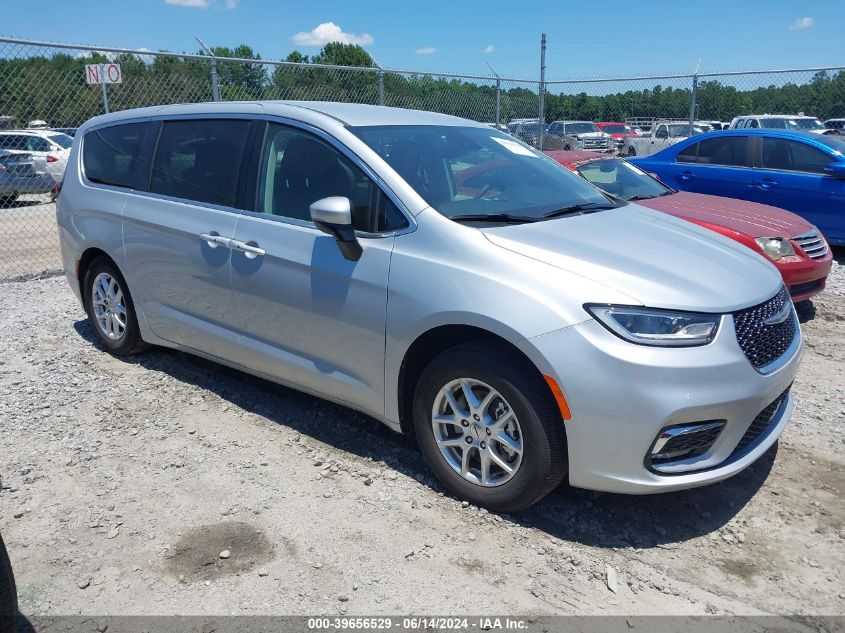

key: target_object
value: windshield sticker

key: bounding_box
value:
[491,136,538,157]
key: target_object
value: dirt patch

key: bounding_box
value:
[164,522,274,582]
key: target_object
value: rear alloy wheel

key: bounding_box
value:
[82,257,148,356]
[413,342,567,512]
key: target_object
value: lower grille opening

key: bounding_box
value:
[647,421,726,468]
[789,279,823,298]
[730,387,791,457]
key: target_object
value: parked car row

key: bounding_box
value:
[545,149,833,302]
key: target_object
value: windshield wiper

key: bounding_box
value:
[449,213,539,224]
[627,194,658,201]
[541,202,619,219]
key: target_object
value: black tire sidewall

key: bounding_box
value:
[82,257,144,355]
[412,343,567,513]
[0,533,17,633]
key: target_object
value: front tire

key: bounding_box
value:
[0,533,17,633]
[412,342,567,512]
[82,256,148,356]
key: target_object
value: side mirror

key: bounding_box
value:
[310,196,362,261]
[823,162,845,179]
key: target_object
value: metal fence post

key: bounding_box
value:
[538,33,546,151]
[99,63,109,114]
[495,78,501,128]
[688,73,699,135]
[196,37,220,102]
[378,70,385,106]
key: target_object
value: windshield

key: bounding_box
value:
[351,125,620,221]
[519,123,543,136]
[576,159,670,201]
[47,132,73,149]
[564,122,599,135]
[816,135,845,154]
[763,118,825,131]
[668,124,706,137]
[601,125,627,134]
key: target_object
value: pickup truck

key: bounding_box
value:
[621,120,707,157]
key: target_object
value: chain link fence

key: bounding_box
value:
[0,35,843,280]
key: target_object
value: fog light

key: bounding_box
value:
[648,421,726,464]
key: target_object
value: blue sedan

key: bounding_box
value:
[630,129,845,245]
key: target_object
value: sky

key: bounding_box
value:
[3,0,844,79]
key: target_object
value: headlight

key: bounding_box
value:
[585,305,721,347]
[754,237,795,261]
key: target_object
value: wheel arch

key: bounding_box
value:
[396,324,558,434]
[77,246,117,289]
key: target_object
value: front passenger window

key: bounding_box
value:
[257,123,407,232]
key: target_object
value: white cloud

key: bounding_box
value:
[225,0,239,7]
[482,44,494,54]
[415,47,436,55]
[789,17,814,30]
[165,0,210,7]
[292,22,374,47]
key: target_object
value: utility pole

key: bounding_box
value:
[538,33,546,150]
[196,36,220,102]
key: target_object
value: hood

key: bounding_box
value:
[637,191,814,239]
[480,204,782,313]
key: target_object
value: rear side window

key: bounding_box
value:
[695,137,748,166]
[676,137,747,166]
[83,123,148,189]
[0,135,27,150]
[151,119,251,207]
[761,138,832,174]
[676,142,698,163]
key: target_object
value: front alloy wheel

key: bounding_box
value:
[432,378,523,487]
[413,341,568,512]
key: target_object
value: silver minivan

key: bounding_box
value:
[57,102,802,511]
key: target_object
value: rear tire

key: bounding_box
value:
[82,256,148,356]
[627,146,636,156]
[0,533,17,633]
[0,195,17,208]
[412,341,567,513]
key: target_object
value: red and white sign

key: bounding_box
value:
[85,63,122,85]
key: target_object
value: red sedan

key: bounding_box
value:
[546,150,832,302]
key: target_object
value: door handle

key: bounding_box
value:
[199,232,232,249]
[679,170,695,181]
[230,239,266,259]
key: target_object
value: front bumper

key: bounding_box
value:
[531,309,802,494]
[776,253,833,302]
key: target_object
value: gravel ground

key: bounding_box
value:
[0,252,843,617]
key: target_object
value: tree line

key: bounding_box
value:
[1,42,842,128]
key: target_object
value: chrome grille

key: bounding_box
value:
[793,230,829,260]
[732,287,797,371]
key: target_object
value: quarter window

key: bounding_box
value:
[83,123,148,189]
[761,138,832,174]
[257,122,407,232]
[150,119,251,207]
